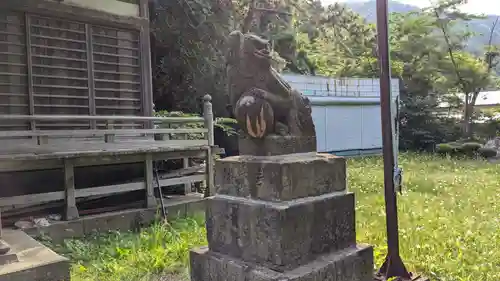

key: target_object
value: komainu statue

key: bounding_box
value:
[225,31,316,139]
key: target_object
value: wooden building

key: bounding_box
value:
[0,0,217,227]
[0,0,154,129]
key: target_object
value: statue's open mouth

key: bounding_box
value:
[254,49,272,59]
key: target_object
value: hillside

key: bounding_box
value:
[341,0,500,54]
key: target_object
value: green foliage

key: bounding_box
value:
[47,214,207,281]
[349,153,500,281]
[436,141,483,157]
[214,117,238,136]
[154,110,237,139]
[474,117,500,138]
[151,0,231,116]
[461,142,483,155]
[436,143,455,155]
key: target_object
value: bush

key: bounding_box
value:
[436,143,454,155]
[478,147,498,158]
[460,142,483,156]
[436,142,484,158]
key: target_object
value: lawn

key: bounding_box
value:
[52,153,499,281]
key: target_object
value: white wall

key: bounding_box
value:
[282,74,400,154]
[62,0,140,17]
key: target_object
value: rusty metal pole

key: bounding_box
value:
[375,0,412,279]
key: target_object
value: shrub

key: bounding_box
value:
[436,142,483,158]
[436,143,454,155]
[478,147,498,158]
[460,142,483,157]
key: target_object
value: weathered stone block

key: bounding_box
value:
[239,135,317,156]
[206,192,356,271]
[0,229,70,281]
[215,152,346,201]
[190,244,373,281]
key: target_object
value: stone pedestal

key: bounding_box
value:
[238,135,317,156]
[190,136,373,281]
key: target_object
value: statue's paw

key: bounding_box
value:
[235,94,274,139]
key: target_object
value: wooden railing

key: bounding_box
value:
[0,95,218,220]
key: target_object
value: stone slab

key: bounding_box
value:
[239,135,317,156]
[215,152,346,201]
[0,252,18,266]
[190,244,374,281]
[206,192,356,271]
[0,229,70,281]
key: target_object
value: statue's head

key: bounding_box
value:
[226,30,272,68]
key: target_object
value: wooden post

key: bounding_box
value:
[183,133,191,194]
[64,159,79,220]
[105,121,115,143]
[86,23,97,129]
[139,0,154,129]
[144,153,156,208]
[203,95,215,197]
[25,14,35,131]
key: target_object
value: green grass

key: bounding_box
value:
[49,214,207,281]
[53,153,499,281]
[350,153,500,281]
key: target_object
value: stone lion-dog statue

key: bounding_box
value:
[225,30,316,139]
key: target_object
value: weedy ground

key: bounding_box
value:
[46,153,499,281]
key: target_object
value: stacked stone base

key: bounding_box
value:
[190,136,373,281]
[191,245,373,281]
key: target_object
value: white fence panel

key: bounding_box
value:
[282,74,400,155]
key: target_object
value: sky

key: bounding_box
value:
[324,0,500,15]
[398,0,499,15]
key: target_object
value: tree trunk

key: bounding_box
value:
[464,91,481,138]
[463,95,475,139]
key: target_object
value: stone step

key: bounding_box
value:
[215,152,346,201]
[206,192,356,271]
[0,229,70,281]
[190,244,374,281]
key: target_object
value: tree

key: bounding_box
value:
[289,2,378,77]
[427,0,499,137]
[151,0,232,116]
[388,12,463,150]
